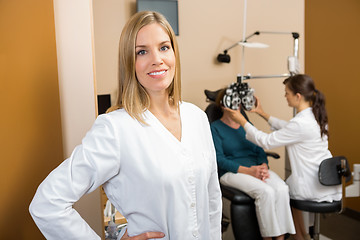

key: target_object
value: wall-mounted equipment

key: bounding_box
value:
[217,31,300,81]
[346,164,360,198]
[137,0,179,35]
[216,0,300,82]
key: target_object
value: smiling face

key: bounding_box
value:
[135,23,176,97]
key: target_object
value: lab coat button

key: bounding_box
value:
[188,176,194,183]
[192,230,199,237]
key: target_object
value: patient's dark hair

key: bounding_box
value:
[215,88,226,108]
[283,74,329,138]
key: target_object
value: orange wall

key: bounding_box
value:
[0,0,63,238]
[305,0,360,211]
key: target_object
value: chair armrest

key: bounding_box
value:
[265,151,280,159]
[220,184,254,204]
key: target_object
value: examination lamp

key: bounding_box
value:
[217,31,299,64]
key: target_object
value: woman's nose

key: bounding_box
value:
[151,51,164,65]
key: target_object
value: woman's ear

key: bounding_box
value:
[296,92,302,101]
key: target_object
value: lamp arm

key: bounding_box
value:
[221,31,299,53]
[237,73,291,82]
[255,31,300,58]
[222,31,261,53]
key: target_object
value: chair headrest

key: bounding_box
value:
[204,88,250,123]
[204,89,222,102]
[205,103,223,123]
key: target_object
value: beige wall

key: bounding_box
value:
[0,0,63,238]
[305,0,360,212]
[53,0,103,237]
[93,0,305,178]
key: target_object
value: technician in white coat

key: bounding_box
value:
[224,74,341,240]
[29,11,222,240]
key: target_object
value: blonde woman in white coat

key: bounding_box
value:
[29,11,222,240]
[224,74,340,240]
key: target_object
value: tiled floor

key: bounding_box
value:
[319,234,332,240]
[319,210,360,240]
[222,208,359,240]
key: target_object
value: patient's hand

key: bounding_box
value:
[121,229,165,240]
[259,163,270,181]
[248,165,269,181]
[249,163,270,181]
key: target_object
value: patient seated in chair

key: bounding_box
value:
[210,88,295,240]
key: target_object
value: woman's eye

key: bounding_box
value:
[137,50,146,55]
[160,45,170,51]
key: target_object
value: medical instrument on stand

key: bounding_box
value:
[346,164,360,197]
[216,30,300,112]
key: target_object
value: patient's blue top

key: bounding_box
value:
[210,119,268,177]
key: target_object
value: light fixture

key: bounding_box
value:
[217,31,265,63]
[216,0,300,80]
[217,31,300,82]
[217,31,299,64]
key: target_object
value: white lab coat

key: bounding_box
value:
[244,107,341,202]
[29,102,222,240]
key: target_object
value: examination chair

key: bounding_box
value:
[290,156,351,240]
[204,89,280,240]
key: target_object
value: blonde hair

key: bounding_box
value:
[107,11,181,123]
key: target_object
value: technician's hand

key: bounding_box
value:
[250,96,270,121]
[250,96,264,115]
[121,229,165,240]
[223,108,248,126]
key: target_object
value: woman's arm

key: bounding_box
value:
[223,98,288,131]
[252,96,288,130]
[250,96,270,121]
[29,115,121,239]
[211,122,269,182]
[211,125,241,173]
[223,101,300,150]
[244,119,303,150]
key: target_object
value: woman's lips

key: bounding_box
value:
[148,69,167,76]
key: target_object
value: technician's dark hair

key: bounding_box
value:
[283,74,329,138]
[283,74,329,137]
